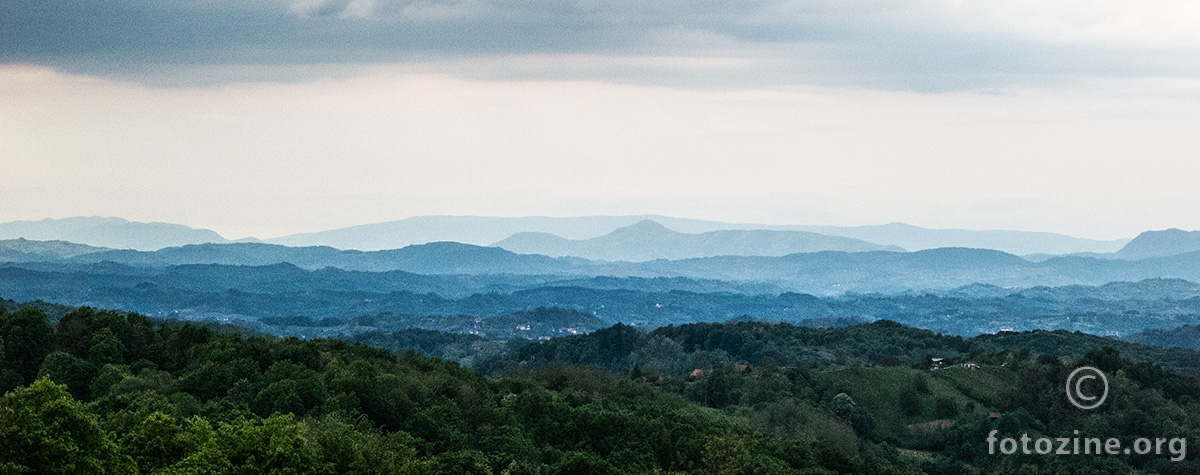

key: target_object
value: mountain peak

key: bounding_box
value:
[1115,228,1200,260]
[606,219,676,237]
[493,219,901,261]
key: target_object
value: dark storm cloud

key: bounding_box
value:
[0,0,630,61]
[2,0,1197,90]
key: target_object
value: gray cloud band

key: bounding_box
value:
[2,0,1198,89]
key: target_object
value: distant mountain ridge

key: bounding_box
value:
[0,217,229,251]
[1115,229,1200,260]
[492,219,903,261]
[265,215,662,250]
[68,241,588,274]
[2,215,1135,255]
[1007,278,1200,302]
[263,215,1129,255]
[11,237,1200,294]
[786,222,1130,256]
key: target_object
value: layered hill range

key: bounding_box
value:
[2,218,1200,294]
[3,215,1133,256]
[7,217,1200,340]
[266,216,1135,256]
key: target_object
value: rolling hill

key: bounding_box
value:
[492,219,903,260]
[1114,228,1200,260]
[0,217,230,250]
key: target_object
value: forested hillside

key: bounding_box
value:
[1126,324,1200,351]
[0,305,917,474]
[497,320,1200,374]
[4,302,1199,473]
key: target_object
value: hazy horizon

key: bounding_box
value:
[0,213,1154,244]
[0,213,1147,251]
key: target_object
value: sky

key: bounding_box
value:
[2,0,1200,240]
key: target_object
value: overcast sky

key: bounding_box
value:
[3,0,1200,240]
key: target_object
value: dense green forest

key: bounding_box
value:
[3,303,1199,474]
[495,320,1200,374]
[0,305,918,474]
[1127,324,1200,351]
